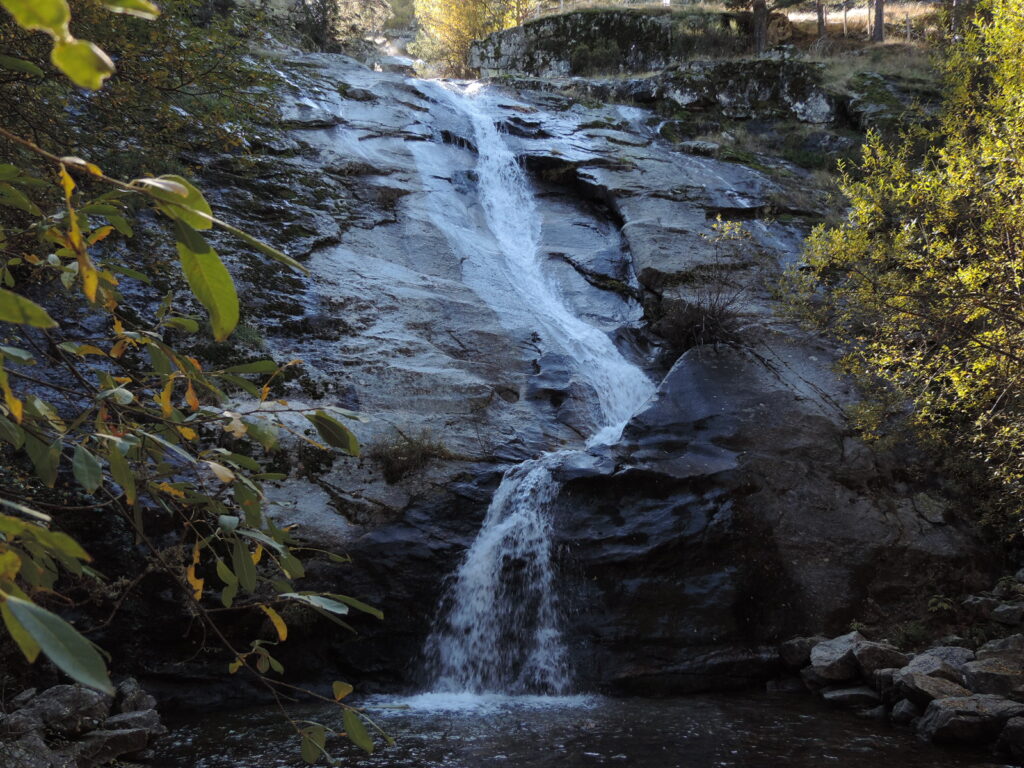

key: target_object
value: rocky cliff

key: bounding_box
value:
[168,50,992,697]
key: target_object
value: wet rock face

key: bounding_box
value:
[168,52,992,696]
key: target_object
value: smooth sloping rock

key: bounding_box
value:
[893,670,972,708]
[978,635,1024,659]
[891,698,921,725]
[852,640,909,678]
[810,632,865,682]
[779,636,824,671]
[963,656,1024,698]
[821,686,880,707]
[918,695,1024,745]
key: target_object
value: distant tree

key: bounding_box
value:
[291,0,393,50]
[724,0,800,53]
[412,0,541,75]
[872,0,885,41]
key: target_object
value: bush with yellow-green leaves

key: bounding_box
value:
[0,0,382,762]
[785,0,1024,536]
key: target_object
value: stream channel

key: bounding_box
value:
[156,79,1005,768]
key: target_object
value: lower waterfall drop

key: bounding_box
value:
[422,82,655,696]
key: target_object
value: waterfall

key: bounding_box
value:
[418,82,655,696]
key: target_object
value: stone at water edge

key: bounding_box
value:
[779,636,826,671]
[893,670,972,708]
[809,631,865,682]
[820,686,881,707]
[104,709,167,737]
[891,698,921,725]
[851,639,910,678]
[917,695,1024,745]
[922,646,976,671]
[61,727,150,765]
[1,685,111,738]
[114,679,157,715]
[873,668,898,705]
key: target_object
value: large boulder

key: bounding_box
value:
[917,695,1024,745]
[779,635,825,671]
[810,632,865,682]
[893,670,972,708]
[963,656,1024,699]
[2,686,110,739]
[979,635,1024,659]
[902,652,965,685]
[852,639,910,678]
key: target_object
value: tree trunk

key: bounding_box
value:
[753,0,768,54]
[817,2,827,38]
[843,3,848,36]
[872,0,885,41]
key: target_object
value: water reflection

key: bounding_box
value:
[157,693,1009,768]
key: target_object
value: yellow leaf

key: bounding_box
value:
[87,225,114,245]
[177,426,197,441]
[157,378,174,418]
[332,681,353,701]
[186,541,204,601]
[155,482,184,499]
[259,605,288,642]
[0,550,21,581]
[109,339,127,358]
[76,345,106,357]
[185,380,199,411]
[251,543,263,565]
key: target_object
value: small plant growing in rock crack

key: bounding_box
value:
[0,0,386,762]
[652,217,752,355]
[368,427,453,484]
[927,594,956,616]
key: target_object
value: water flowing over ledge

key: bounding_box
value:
[418,81,654,697]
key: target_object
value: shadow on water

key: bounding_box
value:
[155,693,1009,768]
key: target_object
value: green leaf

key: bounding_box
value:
[243,418,278,451]
[174,220,238,342]
[222,360,277,374]
[343,709,374,754]
[0,290,56,327]
[101,0,160,19]
[217,514,239,533]
[72,444,102,494]
[4,595,113,694]
[220,374,261,398]
[0,55,43,77]
[164,316,199,333]
[0,414,24,448]
[326,593,383,620]
[1,601,41,662]
[0,183,42,215]
[280,593,349,616]
[50,40,115,91]
[24,435,59,487]
[305,411,360,456]
[148,175,213,231]
[300,724,326,764]
[107,444,136,505]
[232,538,257,592]
[0,0,70,36]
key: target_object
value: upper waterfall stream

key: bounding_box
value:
[417,82,655,697]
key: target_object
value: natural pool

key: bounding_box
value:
[155,692,1010,768]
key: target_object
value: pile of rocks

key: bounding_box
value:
[0,680,166,768]
[781,631,1024,758]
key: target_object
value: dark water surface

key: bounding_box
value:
[155,692,1010,768]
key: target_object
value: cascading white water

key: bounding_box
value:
[419,82,655,695]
